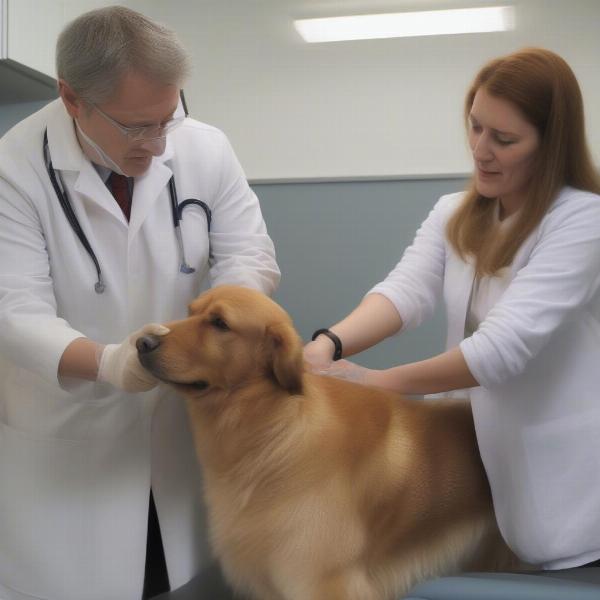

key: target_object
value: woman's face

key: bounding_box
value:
[468,87,541,216]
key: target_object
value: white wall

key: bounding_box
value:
[5,0,117,78]
[119,0,600,181]
[6,0,66,77]
[15,0,600,181]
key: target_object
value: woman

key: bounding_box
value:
[305,48,600,570]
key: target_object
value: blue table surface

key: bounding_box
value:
[153,564,600,600]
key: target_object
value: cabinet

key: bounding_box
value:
[0,0,63,103]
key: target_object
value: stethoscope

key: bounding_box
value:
[43,92,212,294]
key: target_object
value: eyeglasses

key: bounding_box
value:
[92,104,185,141]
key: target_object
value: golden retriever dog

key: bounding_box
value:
[137,285,515,600]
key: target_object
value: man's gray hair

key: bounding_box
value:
[56,6,191,104]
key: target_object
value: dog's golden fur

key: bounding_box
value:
[139,285,516,600]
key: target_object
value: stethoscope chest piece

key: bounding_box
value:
[179,262,196,275]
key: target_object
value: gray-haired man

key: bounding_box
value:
[0,6,278,600]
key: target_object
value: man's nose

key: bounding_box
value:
[136,137,166,156]
[136,334,162,354]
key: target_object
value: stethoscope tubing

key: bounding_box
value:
[169,176,194,274]
[43,130,106,293]
[43,129,212,293]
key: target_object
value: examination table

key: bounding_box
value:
[404,567,600,600]
[153,564,600,599]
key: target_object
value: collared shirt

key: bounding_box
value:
[93,163,134,198]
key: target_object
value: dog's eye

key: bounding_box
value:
[210,316,230,331]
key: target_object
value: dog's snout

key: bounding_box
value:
[136,334,162,355]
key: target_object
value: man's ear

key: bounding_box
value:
[266,322,304,395]
[58,79,82,119]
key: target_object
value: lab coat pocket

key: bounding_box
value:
[0,421,94,597]
[523,410,600,558]
[0,419,147,600]
[4,365,144,440]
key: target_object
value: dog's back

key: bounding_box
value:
[196,375,513,599]
[300,376,511,596]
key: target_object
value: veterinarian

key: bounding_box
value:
[305,48,600,572]
[0,6,279,600]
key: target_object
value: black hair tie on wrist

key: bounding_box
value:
[311,328,343,361]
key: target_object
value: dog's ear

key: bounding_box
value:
[188,294,211,316]
[266,322,304,395]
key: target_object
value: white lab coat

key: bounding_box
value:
[370,188,600,568]
[0,99,280,600]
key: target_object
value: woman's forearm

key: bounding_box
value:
[328,293,403,357]
[369,346,479,395]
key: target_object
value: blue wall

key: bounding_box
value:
[254,177,467,368]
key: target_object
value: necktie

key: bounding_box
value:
[108,172,132,221]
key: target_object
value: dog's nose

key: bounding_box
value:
[136,334,162,354]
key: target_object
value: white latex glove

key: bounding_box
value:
[97,323,170,392]
[315,359,371,384]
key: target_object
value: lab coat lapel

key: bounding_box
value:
[128,141,174,241]
[46,99,128,225]
[447,253,477,347]
[128,162,172,240]
[74,162,129,225]
[46,99,83,172]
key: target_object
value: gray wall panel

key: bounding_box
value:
[254,178,467,369]
[0,100,52,136]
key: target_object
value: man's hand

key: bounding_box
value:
[96,323,170,392]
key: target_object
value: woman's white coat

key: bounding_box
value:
[370,189,600,568]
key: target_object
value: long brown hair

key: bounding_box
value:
[447,48,600,275]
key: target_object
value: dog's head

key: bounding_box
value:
[137,285,304,398]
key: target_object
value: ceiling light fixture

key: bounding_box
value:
[294,6,515,43]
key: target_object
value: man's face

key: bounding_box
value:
[63,71,180,177]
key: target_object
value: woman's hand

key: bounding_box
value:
[303,336,337,372]
[314,359,373,384]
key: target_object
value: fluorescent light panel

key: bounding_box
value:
[294,6,515,43]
